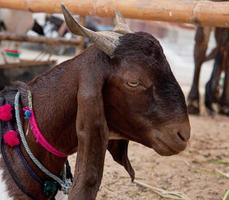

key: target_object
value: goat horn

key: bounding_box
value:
[61,4,121,57]
[113,11,132,34]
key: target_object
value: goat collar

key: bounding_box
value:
[15,91,72,194]
[23,90,67,158]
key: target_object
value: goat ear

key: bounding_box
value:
[108,140,135,181]
[69,75,109,199]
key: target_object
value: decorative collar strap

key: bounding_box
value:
[24,91,67,158]
[15,92,72,194]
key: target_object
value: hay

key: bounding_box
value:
[134,180,191,200]
[223,190,229,200]
[216,169,229,179]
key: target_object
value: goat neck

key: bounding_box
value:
[18,46,110,177]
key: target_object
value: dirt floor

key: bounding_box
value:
[70,110,229,200]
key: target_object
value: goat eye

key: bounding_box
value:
[127,81,140,87]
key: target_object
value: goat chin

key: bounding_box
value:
[109,131,127,140]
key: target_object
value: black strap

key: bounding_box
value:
[15,147,58,200]
[66,160,73,181]
[15,146,43,185]
[1,141,39,200]
[0,95,59,200]
[0,97,39,200]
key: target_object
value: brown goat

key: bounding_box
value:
[187,0,229,115]
[0,5,190,200]
[188,26,229,115]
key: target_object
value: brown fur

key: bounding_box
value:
[188,26,229,115]
[0,32,190,200]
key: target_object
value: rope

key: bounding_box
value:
[27,90,33,109]
[14,92,72,194]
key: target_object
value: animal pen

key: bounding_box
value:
[0,1,229,200]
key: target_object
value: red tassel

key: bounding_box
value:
[0,104,13,121]
[3,130,20,147]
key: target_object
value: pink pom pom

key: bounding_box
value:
[0,104,13,121]
[3,130,20,147]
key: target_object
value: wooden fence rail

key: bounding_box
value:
[0,0,229,27]
[0,32,81,46]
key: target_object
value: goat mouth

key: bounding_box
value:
[152,136,186,156]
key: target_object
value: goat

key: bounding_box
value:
[0,5,190,200]
[187,25,211,114]
[187,26,229,116]
[187,0,229,116]
[205,28,229,115]
[0,9,34,34]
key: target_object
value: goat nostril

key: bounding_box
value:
[177,131,186,142]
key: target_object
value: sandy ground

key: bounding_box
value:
[69,111,229,200]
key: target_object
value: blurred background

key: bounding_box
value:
[0,10,215,90]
